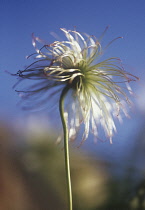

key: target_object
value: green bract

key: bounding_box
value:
[14,28,138,144]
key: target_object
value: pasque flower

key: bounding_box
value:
[14,28,138,144]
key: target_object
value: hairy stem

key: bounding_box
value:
[59,86,72,210]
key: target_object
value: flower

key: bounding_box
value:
[13,28,139,144]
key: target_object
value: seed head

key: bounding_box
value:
[13,28,139,144]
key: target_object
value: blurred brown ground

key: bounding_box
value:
[0,123,67,210]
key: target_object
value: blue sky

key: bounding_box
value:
[1,0,145,164]
[1,0,145,116]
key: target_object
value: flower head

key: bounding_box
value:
[13,28,139,144]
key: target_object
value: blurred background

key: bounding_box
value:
[1,0,145,209]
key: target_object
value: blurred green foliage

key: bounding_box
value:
[0,122,145,210]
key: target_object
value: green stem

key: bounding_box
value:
[59,86,73,210]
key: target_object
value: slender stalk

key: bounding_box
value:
[59,86,73,210]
